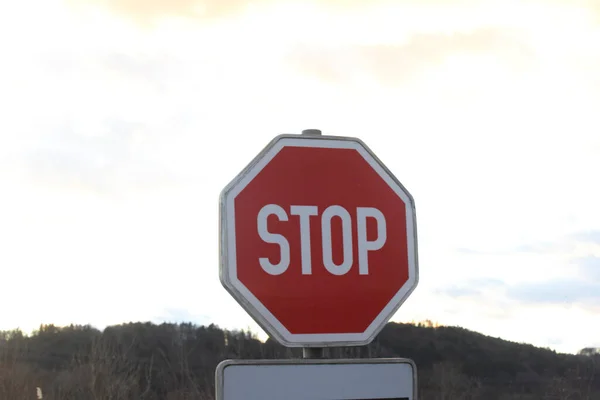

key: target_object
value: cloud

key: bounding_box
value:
[513,242,568,254]
[432,276,599,354]
[572,230,600,244]
[152,308,212,326]
[455,247,515,256]
[440,286,481,298]
[437,278,507,298]
[67,0,600,21]
[576,256,600,280]
[25,129,129,188]
[458,229,600,257]
[506,279,600,305]
[448,231,600,314]
[102,53,171,93]
[512,231,600,257]
[440,272,600,310]
[67,0,268,22]
[285,28,535,86]
[456,244,571,256]
[579,0,600,23]
[18,121,182,193]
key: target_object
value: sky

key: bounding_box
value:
[1,0,599,355]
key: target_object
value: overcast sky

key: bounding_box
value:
[1,0,599,354]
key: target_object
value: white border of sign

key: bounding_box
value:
[219,134,419,347]
[215,358,418,400]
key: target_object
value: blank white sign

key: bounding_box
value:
[216,358,416,400]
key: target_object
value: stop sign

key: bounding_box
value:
[219,134,418,347]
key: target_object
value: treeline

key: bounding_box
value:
[0,321,598,399]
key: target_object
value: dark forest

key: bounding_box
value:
[1,321,598,399]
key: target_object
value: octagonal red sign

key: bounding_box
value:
[219,134,418,347]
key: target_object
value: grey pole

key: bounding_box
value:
[303,347,325,359]
[301,128,325,359]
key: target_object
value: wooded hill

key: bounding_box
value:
[0,321,598,399]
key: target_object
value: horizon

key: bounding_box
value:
[7,318,586,356]
[1,0,599,356]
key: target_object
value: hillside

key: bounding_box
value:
[0,321,598,399]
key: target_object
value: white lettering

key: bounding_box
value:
[356,207,387,275]
[290,205,319,275]
[321,205,353,276]
[257,204,387,276]
[257,204,290,275]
